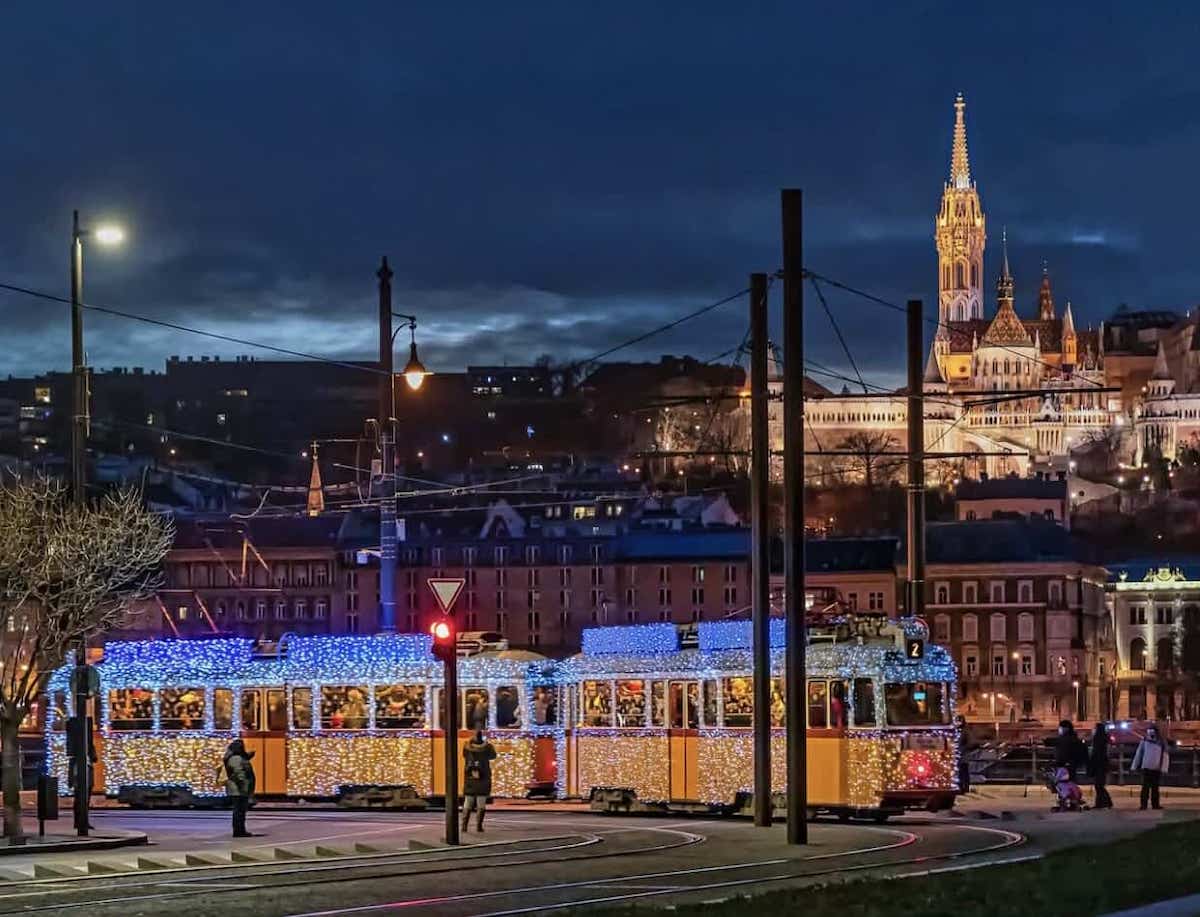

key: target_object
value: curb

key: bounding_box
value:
[0,832,147,857]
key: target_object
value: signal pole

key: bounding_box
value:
[906,300,926,621]
[749,272,772,827]
[781,189,807,844]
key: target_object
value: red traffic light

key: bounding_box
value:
[430,618,456,662]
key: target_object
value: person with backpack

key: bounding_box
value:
[461,729,497,833]
[1132,723,1170,811]
[223,738,257,838]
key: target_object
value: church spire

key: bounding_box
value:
[1038,261,1055,321]
[950,92,971,189]
[997,228,1014,307]
[306,443,325,517]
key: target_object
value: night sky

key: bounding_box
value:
[4,4,1200,388]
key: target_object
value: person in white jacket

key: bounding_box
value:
[1131,723,1170,810]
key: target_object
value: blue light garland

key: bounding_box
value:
[581,623,679,656]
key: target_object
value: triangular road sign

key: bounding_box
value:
[427,577,466,614]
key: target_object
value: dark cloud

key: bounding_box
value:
[2,3,1200,387]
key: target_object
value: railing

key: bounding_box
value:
[971,741,1200,787]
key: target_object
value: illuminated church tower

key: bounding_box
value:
[935,93,986,326]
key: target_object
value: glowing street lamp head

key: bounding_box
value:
[402,341,427,391]
[94,225,125,246]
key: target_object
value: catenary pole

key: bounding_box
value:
[781,189,807,844]
[749,272,772,827]
[377,257,397,631]
[906,299,926,621]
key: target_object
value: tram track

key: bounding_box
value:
[0,819,1028,917]
[0,825,705,915]
[284,822,1028,917]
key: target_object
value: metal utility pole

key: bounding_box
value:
[781,188,807,844]
[377,257,397,632]
[749,272,772,828]
[70,210,87,507]
[906,299,926,622]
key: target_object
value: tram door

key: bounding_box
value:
[240,687,288,794]
[667,680,699,800]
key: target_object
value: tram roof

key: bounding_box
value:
[48,634,553,690]
[563,619,955,682]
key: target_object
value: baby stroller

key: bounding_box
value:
[1045,766,1086,812]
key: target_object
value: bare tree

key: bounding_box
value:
[0,476,172,838]
[837,432,899,492]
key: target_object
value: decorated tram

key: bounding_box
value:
[44,616,956,819]
[558,616,958,818]
[44,633,558,803]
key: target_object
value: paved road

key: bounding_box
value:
[0,808,1032,917]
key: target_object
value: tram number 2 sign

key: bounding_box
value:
[905,638,925,660]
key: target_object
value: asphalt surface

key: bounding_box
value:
[0,808,1035,916]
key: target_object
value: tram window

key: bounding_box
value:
[464,688,490,730]
[109,689,153,731]
[722,677,753,727]
[241,690,262,731]
[770,678,785,727]
[160,687,205,730]
[214,689,234,731]
[829,680,848,729]
[582,681,613,726]
[375,685,426,729]
[320,686,368,729]
[615,680,646,727]
[292,687,314,729]
[496,685,521,729]
[267,689,288,731]
[650,681,666,727]
[852,679,877,727]
[884,682,950,726]
[49,691,68,732]
[669,682,699,729]
[807,681,828,728]
[532,686,556,725]
[702,680,718,727]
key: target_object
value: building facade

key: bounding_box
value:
[1108,562,1200,723]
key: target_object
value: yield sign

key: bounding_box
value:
[427,577,466,614]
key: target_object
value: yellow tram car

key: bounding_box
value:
[559,617,958,819]
[45,633,559,804]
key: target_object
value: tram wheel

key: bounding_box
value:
[872,812,890,824]
[837,811,851,823]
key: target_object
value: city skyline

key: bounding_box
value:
[3,5,1200,385]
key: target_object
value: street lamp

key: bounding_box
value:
[70,210,125,505]
[393,313,428,392]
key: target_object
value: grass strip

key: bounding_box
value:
[591,819,1200,917]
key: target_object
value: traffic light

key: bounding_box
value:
[430,617,456,663]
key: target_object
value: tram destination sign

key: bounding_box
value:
[427,577,466,615]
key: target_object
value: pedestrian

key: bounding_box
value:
[1132,723,1170,811]
[1053,719,1088,783]
[1088,722,1113,809]
[223,738,257,838]
[461,729,497,833]
[955,714,971,795]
